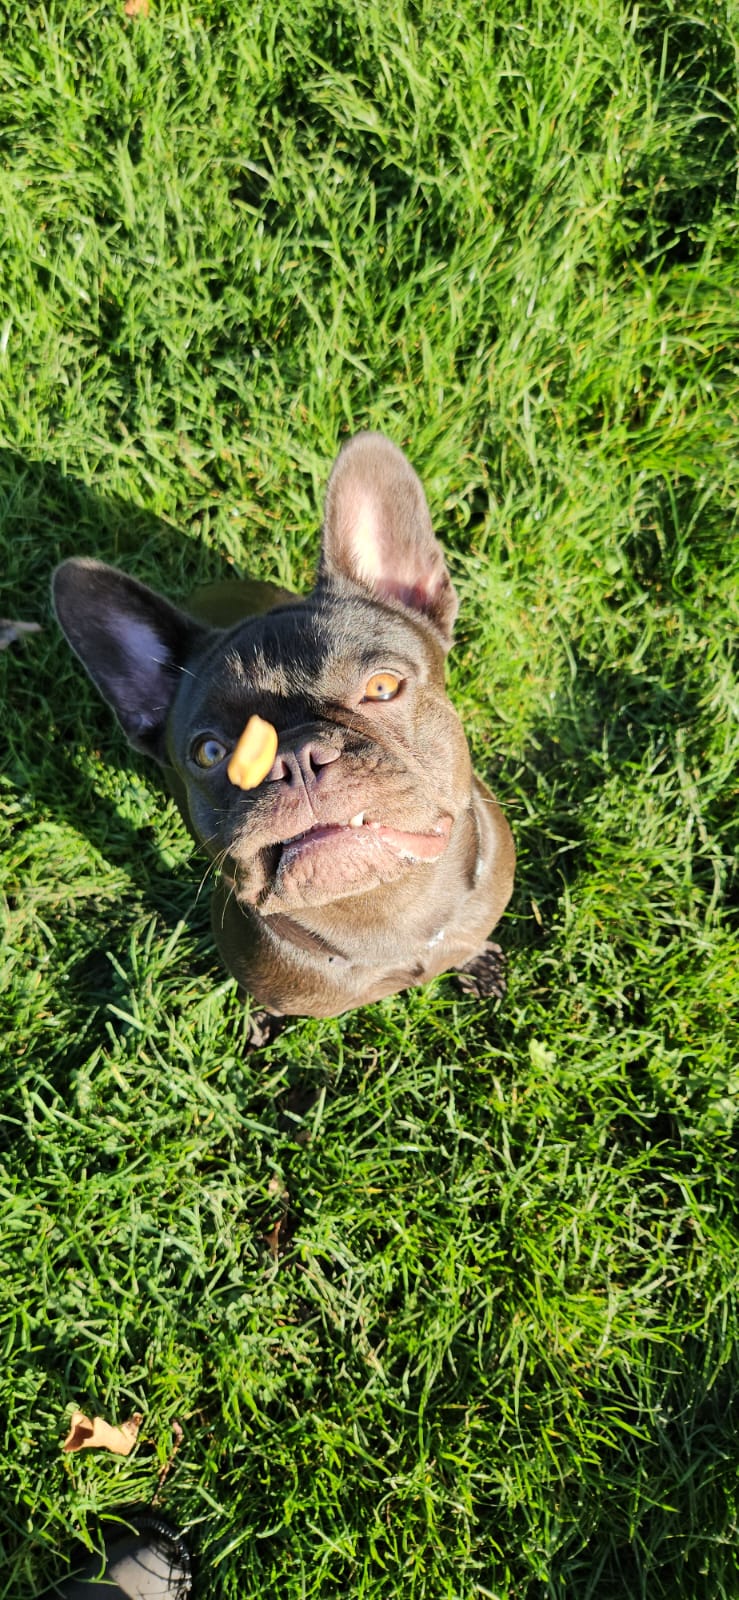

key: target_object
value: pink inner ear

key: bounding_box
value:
[348,493,446,619]
[347,494,385,587]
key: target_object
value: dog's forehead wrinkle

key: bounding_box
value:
[223,637,292,697]
[218,594,429,677]
[223,609,385,698]
[312,593,431,670]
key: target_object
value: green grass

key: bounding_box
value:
[1,0,738,1595]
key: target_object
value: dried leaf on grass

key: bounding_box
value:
[123,0,150,16]
[0,618,42,650]
[63,1410,143,1456]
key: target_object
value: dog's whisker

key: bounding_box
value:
[194,846,231,904]
[219,877,238,932]
[197,826,226,848]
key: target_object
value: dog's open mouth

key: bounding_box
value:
[252,812,453,911]
[280,812,452,865]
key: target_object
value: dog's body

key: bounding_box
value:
[53,433,514,1017]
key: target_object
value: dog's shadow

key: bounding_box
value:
[1,450,293,1045]
[2,445,298,879]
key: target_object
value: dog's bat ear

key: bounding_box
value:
[52,559,206,758]
[318,432,458,648]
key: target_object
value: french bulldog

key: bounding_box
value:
[52,433,515,1018]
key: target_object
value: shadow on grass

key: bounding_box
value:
[1,449,243,1068]
[1,442,238,851]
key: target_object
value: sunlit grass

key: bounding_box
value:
[1,1,738,1596]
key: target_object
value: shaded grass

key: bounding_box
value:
[1,0,738,1596]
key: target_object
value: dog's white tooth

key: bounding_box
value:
[348,812,365,827]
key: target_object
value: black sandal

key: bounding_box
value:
[39,1511,192,1598]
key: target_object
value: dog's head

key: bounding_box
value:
[53,433,474,915]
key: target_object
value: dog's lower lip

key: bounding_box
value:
[283,819,376,847]
[278,815,451,859]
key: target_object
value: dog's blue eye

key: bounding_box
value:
[193,737,228,769]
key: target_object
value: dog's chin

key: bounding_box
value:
[234,814,453,914]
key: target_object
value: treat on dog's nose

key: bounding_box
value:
[227,715,278,789]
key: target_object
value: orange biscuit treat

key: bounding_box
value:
[227,715,279,790]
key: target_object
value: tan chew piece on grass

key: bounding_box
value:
[227,715,279,790]
[62,1410,143,1456]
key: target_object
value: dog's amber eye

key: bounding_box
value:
[363,672,402,702]
[193,737,228,769]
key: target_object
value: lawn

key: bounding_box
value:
[1,1,738,1596]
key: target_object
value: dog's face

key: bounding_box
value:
[53,434,474,920]
[164,588,471,915]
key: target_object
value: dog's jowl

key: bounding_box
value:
[53,433,515,1017]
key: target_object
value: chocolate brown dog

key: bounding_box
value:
[53,433,514,1017]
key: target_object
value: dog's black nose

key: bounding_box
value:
[267,738,340,786]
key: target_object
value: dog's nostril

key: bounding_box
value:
[266,753,293,783]
[265,743,339,785]
[307,742,340,773]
